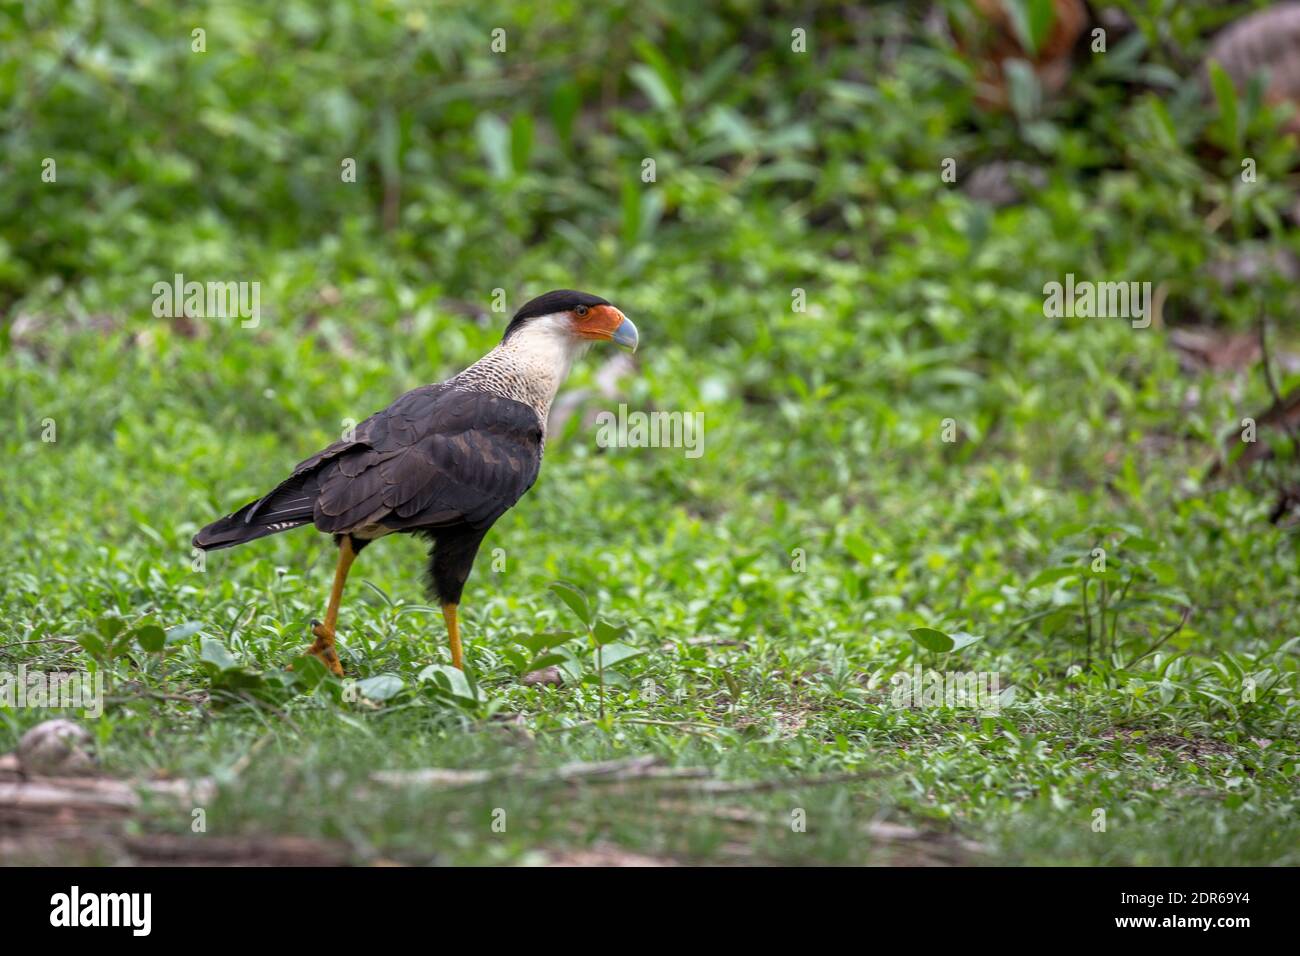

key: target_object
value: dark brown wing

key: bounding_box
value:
[194,385,543,550]
[311,386,543,534]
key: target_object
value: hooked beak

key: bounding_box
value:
[576,305,639,353]
[610,315,639,352]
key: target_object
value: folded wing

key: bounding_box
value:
[193,385,543,551]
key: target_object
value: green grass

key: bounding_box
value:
[4,296,1296,864]
[2,0,1298,865]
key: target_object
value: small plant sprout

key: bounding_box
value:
[545,581,640,721]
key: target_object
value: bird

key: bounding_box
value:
[192,290,638,676]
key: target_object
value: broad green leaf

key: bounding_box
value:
[165,622,204,644]
[843,534,874,566]
[553,646,587,683]
[522,630,577,654]
[549,581,591,626]
[133,624,166,653]
[910,627,954,653]
[200,638,238,672]
[357,674,403,701]
[419,663,477,701]
[596,641,644,669]
[525,652,568,672]
[98,616,126,641]
[599,669,630,689]
[77,633,107,658]
[592,619,629,647]
[1147,561,1178,585]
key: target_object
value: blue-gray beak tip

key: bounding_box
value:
[611,316,639,353]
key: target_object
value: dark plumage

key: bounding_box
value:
[194,387,541,603]
[192,289,638,674]
[503,289,610,341]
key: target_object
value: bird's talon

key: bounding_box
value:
[301,640,344,677]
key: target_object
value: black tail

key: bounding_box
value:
[193,473,319,551]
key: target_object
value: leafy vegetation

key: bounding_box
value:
[1,0,1297,865]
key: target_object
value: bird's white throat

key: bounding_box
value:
[451,312,590,423]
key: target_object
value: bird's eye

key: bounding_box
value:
[574,305,588,317]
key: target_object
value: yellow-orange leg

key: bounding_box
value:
[306,537,356,676]
[442,603,463,670]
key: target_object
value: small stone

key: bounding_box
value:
[521,666,563,687]
[17,719,97,776]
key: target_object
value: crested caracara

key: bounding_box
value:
[193,290,638,676]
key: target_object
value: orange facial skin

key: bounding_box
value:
[573,304,627,340]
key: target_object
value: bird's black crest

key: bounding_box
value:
[503,289,611,340]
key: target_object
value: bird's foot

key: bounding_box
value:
[301,619,345,677]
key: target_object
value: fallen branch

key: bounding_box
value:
[617,769,883,799]
[0,774,214,816]
[370,755,703,791]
